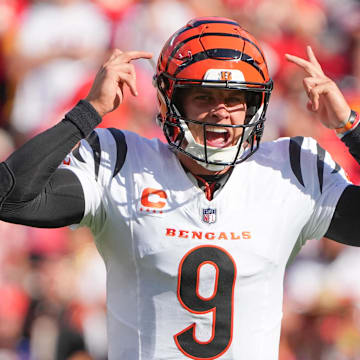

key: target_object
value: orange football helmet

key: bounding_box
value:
[154,16,273,170]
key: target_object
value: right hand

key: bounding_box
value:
[285,46,351,130]
[85,49,153,117]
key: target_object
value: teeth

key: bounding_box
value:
[206,128,228,133]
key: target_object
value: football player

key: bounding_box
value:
[0,17,359,360]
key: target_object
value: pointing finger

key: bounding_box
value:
[120,51,153,63]
[285,53,318,77]
[306,46,324,75]
[285,53,325,78]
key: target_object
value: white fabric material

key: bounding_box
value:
[61,131,350,360]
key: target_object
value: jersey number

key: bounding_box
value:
[174,245,236,359]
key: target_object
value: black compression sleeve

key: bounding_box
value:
[3,100,101,203]
[325,185,360,246]
[0,100,101,227]
[326,123,360,245]
[1,169,85,227]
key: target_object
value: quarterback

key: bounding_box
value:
[0,17,359,360]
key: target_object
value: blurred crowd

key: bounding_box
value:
[1,0,360,359]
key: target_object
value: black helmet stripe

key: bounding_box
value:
[173,49,266,80]
[190,19,239,27]
[171,19,241,42]
[165,32,266,73]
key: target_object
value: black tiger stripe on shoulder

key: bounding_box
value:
[107,128,127,178]
[86,131,101,181]
[289,136,305,187]
[316,143,326,193]
[315,143,341,188]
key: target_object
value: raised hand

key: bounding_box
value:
[285,46,351,129]
[85,49,153,117]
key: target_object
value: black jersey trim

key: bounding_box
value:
[72,145,85,163]
[316,143,326,193]
[87,131,101,181]
[289,136,305,187]
[331,162,341,174]
[107,128,127,178]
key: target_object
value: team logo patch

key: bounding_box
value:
[203,68,245,83]
[220,71,232,81]
[202,208,217,224]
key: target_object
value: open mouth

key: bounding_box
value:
[205,128,231,148]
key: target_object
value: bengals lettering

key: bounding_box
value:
[165,228,251,240]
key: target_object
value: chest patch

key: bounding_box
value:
[202,208,217,224]
[139,187,168,215]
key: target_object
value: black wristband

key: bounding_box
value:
[64,100,102,138]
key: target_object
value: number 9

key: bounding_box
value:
[174,245,237,359]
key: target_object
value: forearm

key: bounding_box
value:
[0,169,85,227]
[1,100,101,204]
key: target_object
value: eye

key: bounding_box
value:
[194,95,213,103]
[225,96,244,106]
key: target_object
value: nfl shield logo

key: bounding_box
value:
[202,208,217,224]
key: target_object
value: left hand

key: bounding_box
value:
[285,46,351,129]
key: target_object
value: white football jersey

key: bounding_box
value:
[60,129,350,360]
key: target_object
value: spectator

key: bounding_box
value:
[6,0,111,142]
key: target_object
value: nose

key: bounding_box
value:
[210,102,230,122]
